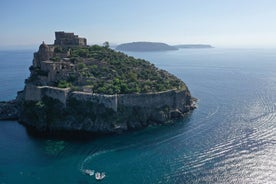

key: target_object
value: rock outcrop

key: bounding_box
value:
[18,88,195,134]
[0,100,19,120]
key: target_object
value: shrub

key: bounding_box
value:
[77,63,86,70]
[57,80,71,88]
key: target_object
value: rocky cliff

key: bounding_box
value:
[1,32,196,136]
[18,89,195,134]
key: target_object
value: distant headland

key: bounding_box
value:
[116,42,178,52]
[0,32,196,137]
[116,42,213,52]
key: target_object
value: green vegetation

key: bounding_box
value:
[51,45,186,94]
[57,80,71,88]
[50,56,61,62]
[103,41,110,48]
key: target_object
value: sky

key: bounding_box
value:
[1,0,276,49]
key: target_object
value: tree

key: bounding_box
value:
[103,41,110,48]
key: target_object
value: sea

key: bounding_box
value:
[0,48,275,184]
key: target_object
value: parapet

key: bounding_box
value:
[54,31,87,46]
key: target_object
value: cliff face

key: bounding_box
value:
[19,89,195,134]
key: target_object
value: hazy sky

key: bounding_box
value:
[1,0,276,48]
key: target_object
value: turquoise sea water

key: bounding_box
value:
[0,48,275,184]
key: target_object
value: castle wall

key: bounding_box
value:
[71,91,118,112]
[24,84,43,101]
[41,61,54,72]
[117,90,190,112]
[22,85,193,133]
[43,86,70,105]
[77,38,87,46]
[24,85,69,105]
[70,89,189,113]
[118,90,176,108]
[24,84,189,113]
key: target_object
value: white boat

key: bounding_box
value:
[83,169,94,176]
[95,172,106,180]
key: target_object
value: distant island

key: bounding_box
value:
[116,42,213,52]
[174,44,213,49]
[0,32,196,136]
[116,42,178,52]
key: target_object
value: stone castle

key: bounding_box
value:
[24,31,194,111]
[54,31,87,46]
[32,32,85,85]
[16,32,195,134]
[33,31,86,67]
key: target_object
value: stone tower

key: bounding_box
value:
[33,42,54,67]
[54,31,87,46]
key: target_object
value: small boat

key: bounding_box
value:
[83,169,95,176]
[95,172,106,180]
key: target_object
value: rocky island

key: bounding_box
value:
[116,42,213,52]
[0,32,196,136]
[116,42,178,52]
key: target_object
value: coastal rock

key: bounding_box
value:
[18,89,195,134]
[0,101,19,120]
[170,109,184,119]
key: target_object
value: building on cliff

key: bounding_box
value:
[54,31,87,46]
[33,31,86,67]
[32,32,87,85]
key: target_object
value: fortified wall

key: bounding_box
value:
[24,84,190,114]
[70,89,190,113]
[24,84,70,105]
[21,84,193,134]
[71,91,118,112]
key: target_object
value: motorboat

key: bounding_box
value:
[95,172,106,180]
[83,169,95,176]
